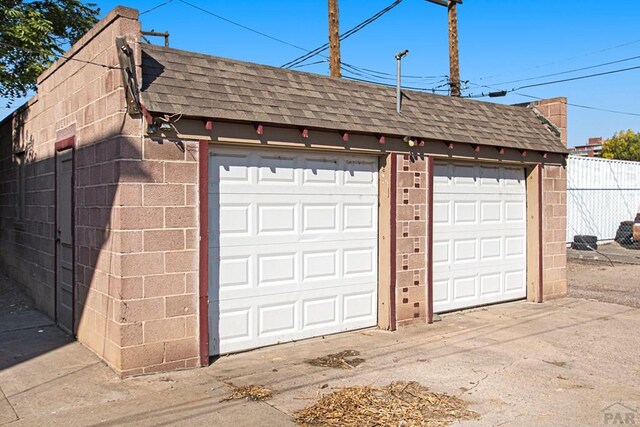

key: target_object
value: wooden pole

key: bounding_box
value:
[448,0,460,96]
[329,0,341,78]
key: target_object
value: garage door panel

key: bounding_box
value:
[211,243,377,301]
[453,276,477,300]
[343,290,376,322]
[210,151,377,195]
[210,282,376,354]
[434,164,525,195]
[479,273,501,296]
[303,297,338,328]
[212,194,377,247]
[303,204,338,232]
[433,162,526,313]
[432,259,525,276]
[453,239,477,263]
[209,147,378,355]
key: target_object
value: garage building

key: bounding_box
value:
[0,7,567,376]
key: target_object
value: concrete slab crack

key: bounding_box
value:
[0,384,19,425]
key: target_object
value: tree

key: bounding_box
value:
[601,130,640,161]
[0,0,99,104]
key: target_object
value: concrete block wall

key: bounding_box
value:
[0,8,143,324]
[542,165,568,299]
[533,98,568,146]
[0,109,56,316]
[394,154,428,327]
[111,137,200,376]
[0,7,149,374]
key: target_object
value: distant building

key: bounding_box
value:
[570,137,603,157]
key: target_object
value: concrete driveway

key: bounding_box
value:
[1,293,638,426]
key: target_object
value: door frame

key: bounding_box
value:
[54,136,76,335]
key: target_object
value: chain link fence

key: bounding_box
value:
[567,156,640,265]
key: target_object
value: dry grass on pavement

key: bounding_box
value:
[295,381,478,427]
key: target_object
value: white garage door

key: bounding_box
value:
[208,147,378,355]
[433,162,527,313]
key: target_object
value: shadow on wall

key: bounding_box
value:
[0,107,149,371]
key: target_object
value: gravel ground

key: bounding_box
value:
[0,274,35,317]
[568,258,640,308]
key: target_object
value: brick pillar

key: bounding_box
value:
[532,97,567,147]
[394,154,427,326]
[542,165,567,299]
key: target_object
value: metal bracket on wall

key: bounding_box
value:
[115,37,142,115]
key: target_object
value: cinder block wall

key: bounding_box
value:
[0,7,169,375]
[112,137,201,376]
[0,7,143,331]
[0,107,56,316]
[535,97,568,300]
[394,154,428,327]
[542,165,567,299]
[533,97,567,146]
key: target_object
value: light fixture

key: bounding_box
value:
[403,135,416,147]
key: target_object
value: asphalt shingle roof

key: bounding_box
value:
[140,44,566,154]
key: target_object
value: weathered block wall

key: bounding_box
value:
[394,154,428,327]
[0,108,56,316]
[533,97,568,146]
[110,138,200,376]
[0,7,146,373]
[542,164,567,299]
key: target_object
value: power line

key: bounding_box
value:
[516,93,640,117]
[140,0,175,16]
[516,64,640,91]
[178,0,310,53]
[491,54,640,86]
[341,68,450,92]
[467,63,640,98]
[472,37,640,82]
[0,40,120,69]
[175,0,440,83]
[340,62,444,84]
[281,0,404,69]
[466,82,640,117]
[342,62,447,82]
[290,60,328,69]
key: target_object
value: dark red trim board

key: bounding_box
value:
[426,156,434,324]
[55,136,75,152]
[198,140,210,365]
[389,154,397,330]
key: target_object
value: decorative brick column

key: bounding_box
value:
[394,154,428,326]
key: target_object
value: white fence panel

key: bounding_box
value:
[567,156,640,242]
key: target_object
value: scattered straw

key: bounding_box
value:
[306,350,365,369]
[294,381,478,427]
[221,383,273,402]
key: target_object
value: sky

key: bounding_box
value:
[3,0,640,147]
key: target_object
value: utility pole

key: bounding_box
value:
[425,0,462,96]
[328,0,341,78]
[447,0,460,96]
